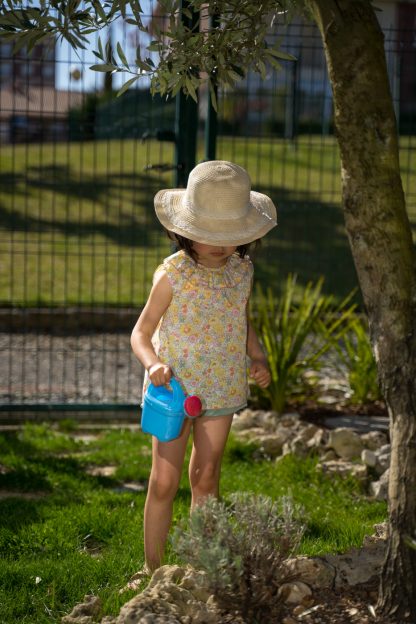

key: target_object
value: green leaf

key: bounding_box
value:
[116,41,129,68]
[147,41,160,52]
[208,80,218,113]
[117,75,140,96]
[97,34,104,59]
[89,63,116,72]
[268,47,297,62]
[185,75,198,102]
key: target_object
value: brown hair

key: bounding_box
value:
[166,230,259,262]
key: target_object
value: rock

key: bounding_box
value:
[180,568,211,602]
[369,469,389,501]
[327,428,364,460]
[296,424,320,443]
[279,413,301,427]
[361,431,388,451]
[282,556,335,589]
[361,449,377,467]
[320,449,337,461]
[282,617,297,624]
[146,565,185,589]
[61,595,101,623]
[305,428,328,450]
[278,581,312,605]
[115,565,218,624]
[378,443,391,455]
[324,536,386,588]
[234,427,268,441]
[232,409,261,431]
[375,451,390,475]
[284,436,309,458]
[101,618,117,624]
[260,411,282,431]
[318,460,367,481]
[254,432,290,457]
[362,522,388,548]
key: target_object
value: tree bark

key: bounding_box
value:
[305,0,416,619]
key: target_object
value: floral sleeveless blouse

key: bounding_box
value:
[144,250,253,413]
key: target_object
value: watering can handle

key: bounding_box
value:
[168,377,185,402]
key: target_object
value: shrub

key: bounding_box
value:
[251,275,356,414]
[172,493,304,623]
[333,315,382,405]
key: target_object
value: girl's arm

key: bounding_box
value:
[246,291,271,388]
[247,320,271,388]
[131,270,173,386]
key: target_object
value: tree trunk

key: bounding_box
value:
[305,0,416,619]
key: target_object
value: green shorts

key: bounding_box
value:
[201,403,247,418]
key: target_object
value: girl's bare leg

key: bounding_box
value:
[144,419,192,571]
[188,414,233,508]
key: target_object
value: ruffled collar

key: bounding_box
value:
[164,250,250,290]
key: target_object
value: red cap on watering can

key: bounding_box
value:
[184,395,203,418]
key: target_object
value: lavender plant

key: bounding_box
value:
[172,493,304,623]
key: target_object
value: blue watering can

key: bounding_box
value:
[141,377,202,442]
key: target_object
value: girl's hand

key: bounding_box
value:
[148,362,172,386]
[249,359,271,388]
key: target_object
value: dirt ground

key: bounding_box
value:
[0,332,144,406]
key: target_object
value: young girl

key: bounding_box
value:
[130,160,277,574]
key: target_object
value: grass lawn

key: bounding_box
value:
[0,422,387,623]
[1,135,415,307]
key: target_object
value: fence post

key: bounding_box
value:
[174,0,199,186]
[204,13,219,161]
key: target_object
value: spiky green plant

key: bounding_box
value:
[251,275,356,414]
[334,315,382,405]
[172,493,304,624]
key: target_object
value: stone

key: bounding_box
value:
[327,428,364,460]
[293,605,307,616]
[324,537,386,588]
[378,444,391,455]
[85,465,117,477]
[285,436,310,458]
[369,469,389,501]
[305,428,327,449]
[375,452,390,475]
[114,565,219,624]
[280,413,301,427]
[361,431,388,451]
[296,424,320,443]
[320,449,337,461]
[234,427,268,441]
[361,449,377,467]
[61,595,102,623]
[146,565,185,589]
[232,409,261,431]
[255,432,289,457]
[278,581,312,605]
[282,556,335,589]
[318,460,367,481]
[260,410,282,431]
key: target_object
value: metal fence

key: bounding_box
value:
[0,15,415,411]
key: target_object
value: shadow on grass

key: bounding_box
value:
[0,161,361,300]
[251,183,360,301]
[0,432,146,528]
[0,167,164,248]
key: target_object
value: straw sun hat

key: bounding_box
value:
[154,160,277,246]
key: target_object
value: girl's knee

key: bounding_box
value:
[148,472,179,501]
[190,462,219,495]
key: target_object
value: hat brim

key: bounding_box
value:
[154,189,277,246]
